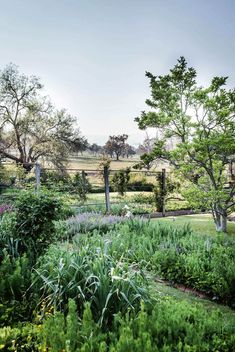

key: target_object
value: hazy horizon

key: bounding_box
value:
[1,0,235,145]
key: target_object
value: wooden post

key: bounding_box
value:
[35,162,41,192]
[104,166,110,213]
[162,168,166,217]
[82,170,86,200]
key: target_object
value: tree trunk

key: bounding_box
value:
[220,214,227,232]
[213,206,227,232]
[214,215,227,232]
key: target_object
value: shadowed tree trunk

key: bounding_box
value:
[212,205,227,232]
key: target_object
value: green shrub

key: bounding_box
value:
[40,170,73,192]
[130,193,190,212]
[0,323,39,351]
[14,190,64,260]
[128,173,154,192]
[109,299,235,352]
[0,254,34,327]
[165,199,190,211]
[127,181,154,192]
[73,172,92,201]
[38,298,235,351]
[0,190,72,261]
[109,220,235,307]
[0,191,70,327]
[39,300,107,352]
[112,168,130,196]
[130,193,155,205]
[1,298,234,351]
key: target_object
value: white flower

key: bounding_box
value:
[125,210,133,218]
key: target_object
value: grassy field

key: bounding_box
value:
[68,155,140,170]
[68,154,170,171]
[155,213,235,237]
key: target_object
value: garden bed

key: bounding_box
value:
[1,190,235,351]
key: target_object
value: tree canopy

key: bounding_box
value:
[104,134,128,160]
[0,64,86,171]
[135,56,235,232]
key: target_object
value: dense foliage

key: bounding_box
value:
[104,134,128,160]
[112,168,130,196]
[1,298,234,351]
[110,220,235,307]
[0,189,234,351]
[136,56,235,232]
[14,191,65,259]
[33,241,149,328]
[40,170,92,201]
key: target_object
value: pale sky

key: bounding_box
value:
[0,0,234,145]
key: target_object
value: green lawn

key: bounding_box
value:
[155,213,235,237]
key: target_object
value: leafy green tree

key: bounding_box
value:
[112,168,130,196]
[89,143,103,156]
[104,134,128,160]
[135,57,235,232]
[0,64,86,171]
[73,171,91,201]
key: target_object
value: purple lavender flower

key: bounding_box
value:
[0,204,13,216]
[67,212,126,235]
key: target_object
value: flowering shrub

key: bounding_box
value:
[122,204,133,218]
[0,204,13,217]
[67,212,126,235]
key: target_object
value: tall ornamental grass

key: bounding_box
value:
[33,239,150,328]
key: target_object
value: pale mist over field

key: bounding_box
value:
[0,0,234,145]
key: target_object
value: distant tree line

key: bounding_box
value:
[78,135,158,162]
[77,134,138,160]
